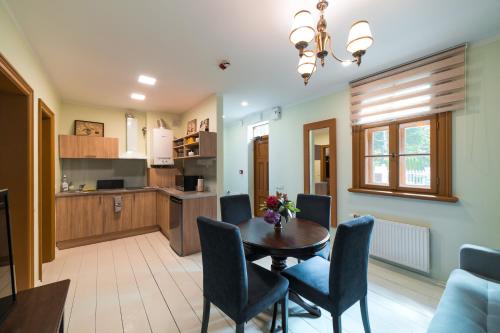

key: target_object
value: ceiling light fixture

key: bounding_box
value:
[130,93,145,101]
[290,0,374,85]
[241,101,249,107]
[138,75,156,85]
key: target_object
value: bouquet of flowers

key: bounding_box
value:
[261,192,300,226]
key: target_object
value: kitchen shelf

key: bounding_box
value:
[172,131,216,160]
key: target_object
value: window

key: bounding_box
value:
[351,113,456,202]
[251,122,269,138]
[349,45,464,202]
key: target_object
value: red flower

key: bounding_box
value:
[266,196,279,210]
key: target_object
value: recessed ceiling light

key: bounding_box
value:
[241,101,249,107]
[342,60,353,67]
[222,115,226,119]
[130,93,145,101]
[138,75,156,85]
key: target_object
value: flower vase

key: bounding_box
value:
[274,216,284,231]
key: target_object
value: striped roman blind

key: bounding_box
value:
[350,44,466,125]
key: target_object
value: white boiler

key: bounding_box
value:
[151,128,174,165]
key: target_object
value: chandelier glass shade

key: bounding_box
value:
[290,1,374,85]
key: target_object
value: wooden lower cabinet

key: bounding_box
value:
[156,191,170,238]
[56,190,158,248]
[102,194,133,233]
[132,192,157,228]
[56,195,104,241]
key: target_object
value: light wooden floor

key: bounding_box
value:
[42,232,443,333]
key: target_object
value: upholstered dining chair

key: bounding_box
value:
[197,217,289,333]
[220,194,266,262]
[295,194,332,260]
[282,216,375,333]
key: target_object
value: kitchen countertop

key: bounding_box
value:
[56,187,217,200]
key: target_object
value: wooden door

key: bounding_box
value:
[102,193,133,233]
[156,191,170,238]
[253,135,269,216]
[132,192,157,228]
[38,99,55,281]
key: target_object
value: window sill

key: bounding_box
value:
[348,188,458,203]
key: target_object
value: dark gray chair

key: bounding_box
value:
[197,217,289,333]
[295,194,332,260]
[282,216,374,333]
[220,194,266,262]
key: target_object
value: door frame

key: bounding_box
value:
[303,119,337,227]
[38,98,55,280]
[0,53,35,289]
[253,135,269,216]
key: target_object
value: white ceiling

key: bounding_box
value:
[5,0,500,120]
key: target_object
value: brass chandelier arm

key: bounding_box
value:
[327,38,355,64]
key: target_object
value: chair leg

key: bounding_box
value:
[236,323,245,333]
[281,291,289,333]
[360,296,371,333]
[332,315,341,333]
[201,297,210,333]
[270,303,278,333]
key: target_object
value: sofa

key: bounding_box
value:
[427,244,500,333]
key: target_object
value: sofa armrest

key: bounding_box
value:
[460,244,500,281]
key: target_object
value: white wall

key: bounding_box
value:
[223,39,500,282]
[0,2,61,283]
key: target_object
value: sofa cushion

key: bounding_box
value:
[428,269,500,333]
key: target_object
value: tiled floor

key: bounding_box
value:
[42,232,443,332]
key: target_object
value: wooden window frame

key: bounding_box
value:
[350,112,457,203]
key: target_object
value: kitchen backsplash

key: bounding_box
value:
[61,159,147,190]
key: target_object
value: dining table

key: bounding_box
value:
[238,217,330,317]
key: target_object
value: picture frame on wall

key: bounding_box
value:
[74,120,105,137]
[186,119,197,135]
[199,118,209,132]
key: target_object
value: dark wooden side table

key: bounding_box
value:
[239,217,330,317]
[0,279,70,333]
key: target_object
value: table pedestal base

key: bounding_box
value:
[271,256,322,318]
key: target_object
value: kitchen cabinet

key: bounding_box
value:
[56,195,103,241]
[156,191,170,238]
[132,191,157,228]
[56,190,158,249]
[59,135,119,159]
[102,194,133,233]
[169,195,217,256]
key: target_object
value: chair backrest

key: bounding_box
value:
[296,194,331,230]
[329,216,374,315]
[197,216,248,319]
[220,194,252,225]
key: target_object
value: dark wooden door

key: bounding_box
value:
[253,136,269,216]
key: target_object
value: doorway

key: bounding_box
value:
[0,54,35,290]
[253,135,269,216]
[303,119,337,227]
[38,99,55,280]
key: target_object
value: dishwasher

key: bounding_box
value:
[169,196,184,256]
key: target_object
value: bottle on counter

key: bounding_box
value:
[196,177,204,192]
[61,175,69,192]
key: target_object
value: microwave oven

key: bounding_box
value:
[175,175,200,191]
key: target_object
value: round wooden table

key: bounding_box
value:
[238,217,330,317]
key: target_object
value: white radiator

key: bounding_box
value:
[368,217,430,273]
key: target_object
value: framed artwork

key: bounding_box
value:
[74,120,104,137]
[186,119,197,135]
[199,118,209,132]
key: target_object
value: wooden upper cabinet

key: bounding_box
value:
[59,135,119,159]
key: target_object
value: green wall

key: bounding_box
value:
[223,39,500,282]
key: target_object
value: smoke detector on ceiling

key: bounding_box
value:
[219,60,231,70]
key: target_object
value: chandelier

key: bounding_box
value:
[290,0,374,85]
